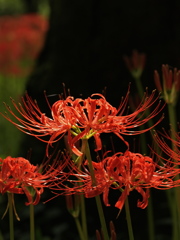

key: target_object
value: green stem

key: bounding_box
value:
[83,139,109,240]
[134,76,144,99]
[95,195,109,240]
[134,76,154,129]
[30,204,35,240]
[146,196,155,240]
[167,103,177,133]
[74,217,86,240]
[171,194,179,240]
[134,76,155,240]
[124,197,134,240]
[82,139,96,185]
[8,193,14,240]
[167,103,180,240]
[66,137,88,240]
[80,195,88,240]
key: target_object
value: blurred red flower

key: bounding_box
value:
[123,49,146,79]
[0,14,48,76]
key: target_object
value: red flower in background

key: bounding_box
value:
[55,150,180,210]
[0,14,48,76]
[3,90,163,156]
[0,156,60,205]
[154,64,180,106]
[123,49,146,79]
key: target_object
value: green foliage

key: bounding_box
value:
[0,0,25,15]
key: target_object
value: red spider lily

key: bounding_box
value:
[2,90,163,156]
[53,150,180,210]
[154,64,180,105]
[0,155,64,205]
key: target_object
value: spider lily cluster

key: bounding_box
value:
[1,90,180,207]
[1,83,180,239]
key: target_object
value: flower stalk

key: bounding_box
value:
[83,139,109,240]
[79,195,88,240]
[167,103,180,240]
[30,204,35,240]
[124,197,134,240]
[8,193,14,240]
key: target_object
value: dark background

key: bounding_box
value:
[28,0,180,96]
[0,0,180,239]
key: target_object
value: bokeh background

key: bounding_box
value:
[0,0,180,239]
